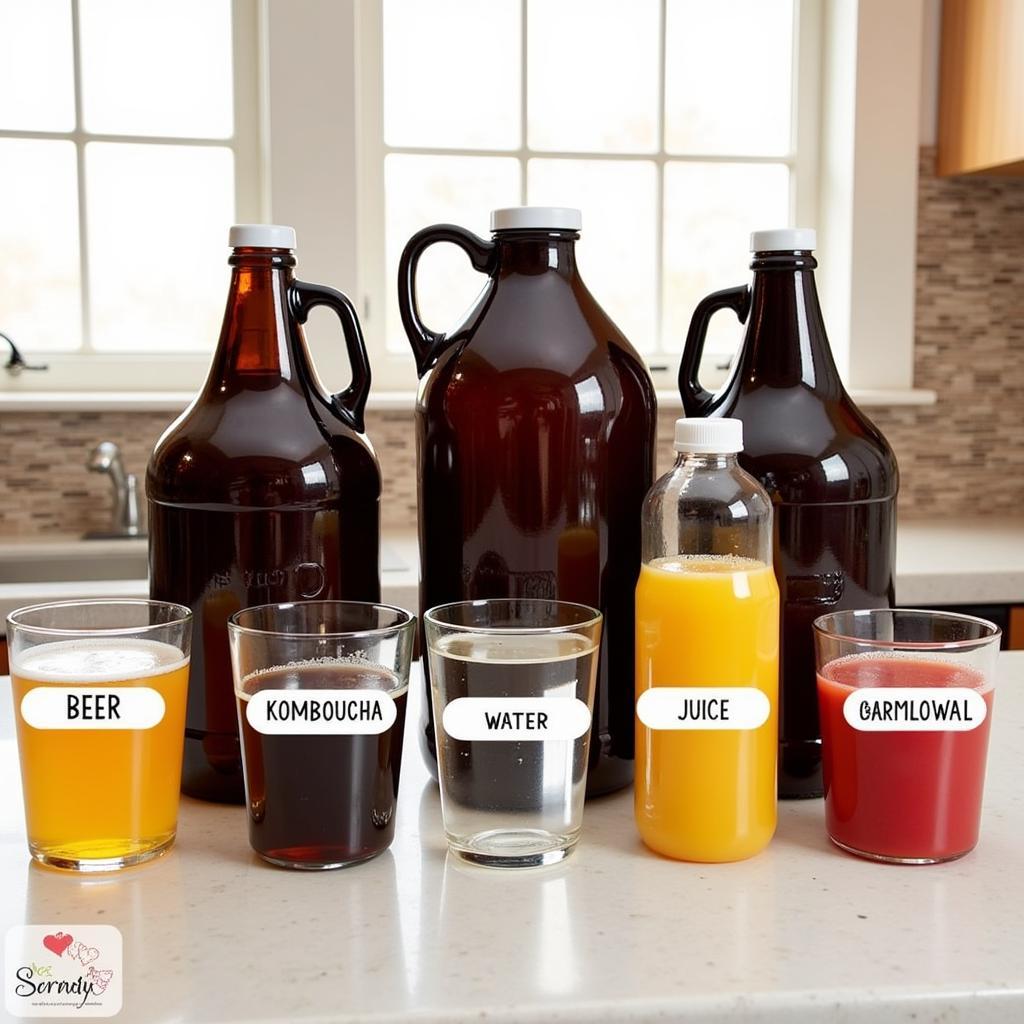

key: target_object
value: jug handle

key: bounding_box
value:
[678,285,751,413]
[290,280,372,433]
[397,224,497,376]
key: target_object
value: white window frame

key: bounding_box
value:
[813,0,930,401]
[0,0,266,395]
[351,0,823,395]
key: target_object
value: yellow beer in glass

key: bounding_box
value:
[7,600,191,871]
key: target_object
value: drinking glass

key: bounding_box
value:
[7,599,192,871]
[228,601,415,870]
[814,608,1001,864]
[424,599,603,868]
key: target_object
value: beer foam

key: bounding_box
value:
[12,638,188,684]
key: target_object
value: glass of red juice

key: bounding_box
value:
[813,609,1000,864]
[228,602,415,870]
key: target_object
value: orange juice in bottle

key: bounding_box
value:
[635,418,779,862]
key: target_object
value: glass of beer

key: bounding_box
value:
[424,599,603,868]
[228,601,415,870]
[7,599,192,871]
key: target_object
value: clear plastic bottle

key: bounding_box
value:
[635,418,779,862]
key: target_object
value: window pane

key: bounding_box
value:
[0,140,81,351]
[79,0,234,138]
[528,0,659,153]
[665,0,793,156]
[662,161,789,357]
[383,0,520,150]
[86,143,234,351]
[0,0,75,131]
[384,154,520,352]
[528,159,657,352]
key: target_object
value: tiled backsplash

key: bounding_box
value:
[867,148,1024,517]
[2,148,1022,538]
[0,409,421,537]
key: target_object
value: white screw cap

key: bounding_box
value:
[229,224,297,249]
[491,207,582,231]
[750,228,816,252]
[673,417,744,454]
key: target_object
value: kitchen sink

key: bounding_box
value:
[0,537,411,585]
[0,541,149,584]
[0,535,417,628]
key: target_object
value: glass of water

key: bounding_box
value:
[424,599,602,868]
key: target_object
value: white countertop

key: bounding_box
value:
[1,654,1022,1023]
[894,517,1024,606]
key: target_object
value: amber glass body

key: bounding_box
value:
[148,248,381,802]
[404,227,657,796]
[680,250,898,798]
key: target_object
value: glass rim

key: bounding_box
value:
[424,598,603,634]
[227,600,416,640]
[813,607,1002,652]
[6,598,192,638]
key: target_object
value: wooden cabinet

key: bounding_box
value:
[937,0,1024,176]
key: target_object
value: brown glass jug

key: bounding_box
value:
[148,224,381,803]
[679,229,898,799]
[399,207,656,796]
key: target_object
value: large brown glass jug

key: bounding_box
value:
[399,207,656,796]
[148,224,381,803]
[679,229,898,799]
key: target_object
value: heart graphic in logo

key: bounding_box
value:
[67,941,100,966]
[87,967,114,995]
[43,932,73,956]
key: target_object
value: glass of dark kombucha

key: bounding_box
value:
[228,601,415,869]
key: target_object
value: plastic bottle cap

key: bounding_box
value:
[673,417,744,454]
[228,224,297,249]
[749,228,816,252]
[490,207,582,231]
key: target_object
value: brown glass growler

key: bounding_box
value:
[148,225,381,803]
[679,229,898,799]
[399,207,656,796]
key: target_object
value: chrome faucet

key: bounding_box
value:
[85,442,143,538]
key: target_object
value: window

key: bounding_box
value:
[0,0,261,387]
[359,0,820,390]
[2,1,927,402]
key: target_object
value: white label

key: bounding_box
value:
[442,697,592,742]
[5,925,123,1017]
[245,689,398,735]
[20,688,165,730]
[843,688,988,732]
[636,687,771,730]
